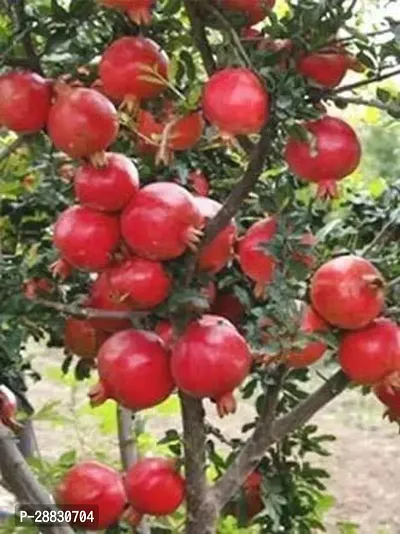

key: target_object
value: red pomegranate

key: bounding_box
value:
[99,0,154,24]
[105,257,172,309]
[88,274,132,333]
[50,257,73,280]
[310,255,385,330]
[99,37,169,103]
[125,458,185,516]
[135,109,163,154]
[339,318,400,385]
[375,382,400,422]
[297,52,350,88]
[193,197,237,273]
[221,0,275,24]
[74,153,139,212]
[286,305,329,368]
[47,86,119,159]
[0,71,52,133]
[284,116,361,198]
[188,169,209,196]
[210,292,246,327]
[166,112,205,152]
[89,329,174,410]
[23,278,54,300]
[64,317,108,359]
[0,385,21,432]
[55,461,126,530]
[53,206,120,271]
[241,471,263,519]
[171,315,252,417]
[121,182,204,260]
[237,216,277,298]
[202,68,269,136]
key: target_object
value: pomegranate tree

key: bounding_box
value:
[0,71,52,133]
[284,116,361,197]
[171,315,252,417]
[310,255,385,330]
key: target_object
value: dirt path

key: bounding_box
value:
[0,343,399,533]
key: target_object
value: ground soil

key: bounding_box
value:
[0,342,399,534]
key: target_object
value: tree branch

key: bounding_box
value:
[214,370,349,507]
[387,275,400,289]
[179,393,217,534]
[183,0,217,77]
[117,407,138,470]
[330,94,400,114]
[31,297,149,320]
[333,67,400,95]
[11,0,43,75]
[0,423,74,534]
[361,215,398,257]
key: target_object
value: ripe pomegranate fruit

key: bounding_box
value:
[50,257,73,280]
[125,458,185,517]
[171,315,252,417]
[286,305,329,368]
[241,471,263,519]
[339,318,400,385]
[193,197,237,273]
[47,86,119,159]
[99,37,169,103]
[221,0,275,24]
[210,291,246,327]
[0,385,21,432]
[64,317,108,359]
[310,255,385,330]
[135,109,163,155]
[121,182,204,260]
[23,278,54,300]
[56,461,126,530]
[88,274,132,333]
[297,52,350,88]
[105,257,172,309]
[89,329,174,410]
[75,153,139,212]
[237,216,277,298]
[0,71,52,133]
[202,68,269,136]
[188,169,209,196]
[375,382,400,422]
[284,116,361,198]
[99,0,154,24]
[53,206,120,271]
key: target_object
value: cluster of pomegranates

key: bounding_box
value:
[56,457,185,529]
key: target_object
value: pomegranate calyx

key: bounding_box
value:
[88,382,109,407]
[127,8,152,25]
[316,180,338,199]
[185,226,204,252]
[121,506,143,526]
[89,151,108,169]
[254,281,267,300]
[362,273,385,291]
[215,392,237,418]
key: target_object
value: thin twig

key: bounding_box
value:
[205,420,238,448]
[11,0,43,75]
[330,94,400,114]
[387,275,400,289]
[333,67,400,95]
[183,0,217,77]
[31,297,149,320]
[361,217,398,257]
